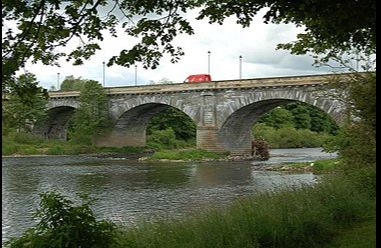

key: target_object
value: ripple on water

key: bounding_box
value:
[2,148,330,242]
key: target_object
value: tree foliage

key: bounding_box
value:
[324,73,376,166]
[285,103,311,130]
[60,75,88,91]
[258,102,338,134]
[259,107,294,129]
[3,73,48,133]
[3,191,116,248]
[147,107,196,141]
[68,80,111,144]
[3,0,375,83]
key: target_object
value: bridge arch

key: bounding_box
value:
[108,95,201,124]
[216,87,344,129]
[216,89,345,154]
[34,106,76,140]
[94,102,197,147]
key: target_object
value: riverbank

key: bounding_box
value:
[4,167,375,248]
[3,149,374,247]
[106,174,376,247]
[3,147,339,174]
[251,158,339,174]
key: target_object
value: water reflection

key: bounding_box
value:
[2,148,333,242]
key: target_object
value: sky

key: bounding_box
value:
[21,8,338,90]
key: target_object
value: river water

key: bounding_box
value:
[2,148,336,243]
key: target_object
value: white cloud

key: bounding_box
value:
[23,8,335,89]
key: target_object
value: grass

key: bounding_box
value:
[326,219,376,248]
[2,134,147,156]
[145,149,230,161]
[273,158,339,174]
[112,174,375,248]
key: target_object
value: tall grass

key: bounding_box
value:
[113,175,375,248]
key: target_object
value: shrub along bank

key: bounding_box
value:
[2,131,146,156]
[252,123,333,148]
[268,159,339,174]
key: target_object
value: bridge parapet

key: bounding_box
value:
[48,73,352,98]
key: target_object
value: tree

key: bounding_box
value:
[69,80,111,144]
[307,106,338,134]
[147,107,196,141]
[3,73,48,133]
[3,191,116,248]
[149,77,175,85]
[48,85,57,91]
[258,107,294,129]
[60,75,87,91]
[323,72,375,194]
[2,0,375,84]
[285,103,311,130]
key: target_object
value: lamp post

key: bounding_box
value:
[207,51,211,74]
[57,72,60,91]
[134,65,137,86]
[239,55,242,79]
[102,61,105,87]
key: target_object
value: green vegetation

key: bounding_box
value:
[273,159,339,174]
[327,219,376,248]
[112,175,374,248]
[145,149,229,161]
[312,159,339,174]
[147,127,195,150]
[2,131,146,156]
[148,107,196,141]
[68,80,112,144]
[256,102,339,134]
[3,192,116,248]
[2,73,48,133]
[59,75,88,91]
[252,102,338,148]
[253,124,331,148]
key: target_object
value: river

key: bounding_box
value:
[2,147,336,243]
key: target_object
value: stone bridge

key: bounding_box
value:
[40,73,349,155]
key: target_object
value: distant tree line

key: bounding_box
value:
[258,102,338,135]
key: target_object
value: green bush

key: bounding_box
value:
[312,159,338,173]
[253,124,333,148]
[2,142,19,155]
[46,145,65,155]
[148,149,229,161]
[19,145,39,155]
[9,131,45,145]
[147,128,181,149]
[68,133,93,145]
[3,192,116,248]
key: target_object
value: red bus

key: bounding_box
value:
[184,74,212,83]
